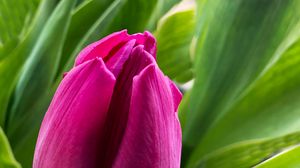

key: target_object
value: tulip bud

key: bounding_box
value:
[33,30,182,168]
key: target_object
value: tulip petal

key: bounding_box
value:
[33,58,115,168]
[113,64,182,168]
[167,78,182,112]
[75,30,157,66]
[75,30,129,66]
[131,31,157,58]
[105,39,136,77]
[100,45,156,167]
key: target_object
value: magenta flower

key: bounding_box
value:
[33,30,182,168]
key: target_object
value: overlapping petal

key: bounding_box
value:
[113,64,182,168]
[33,58,116,168]
[75,30,156,66]
[100,45,156,167]
[34,30,181,168]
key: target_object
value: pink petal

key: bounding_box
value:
[99,45,156,167]
[33,58,116,168]
[75,30,157,66]
[105,39,136,77]
[167,78,182,112]
[131,31,156,58]
[75,30,129,66]
[113,64,182,168]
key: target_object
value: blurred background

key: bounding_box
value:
[1,0,300,167]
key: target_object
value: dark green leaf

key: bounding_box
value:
[188,34,300,166]
[0,0,56,127]
[6,0,75,167]
[184,0,300,150]
[106,0,158,34]
[58,0,112,74]
[59,0,125,75]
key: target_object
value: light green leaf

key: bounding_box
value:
[192,131,300,168]
[0,0,56,127]
[0,0,40,59]
[0,127,20,168]
[184,0,300,150]
[255,145,300,168]
[155,0,195,83]
[146,0,181,30]
[6,0,75,167]
[187,32,300,167]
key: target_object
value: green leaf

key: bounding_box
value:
[0,0,56,127]
[0,127,20,168]
[178,90,191,129]
[184,0,300,150]
[187,32,300,167]
[255,145,300,168]
[155,0,195,83]
[58,0,112,74]
[0,0,40,59]
[59,0,125,75]
[192,131,300,168]
[146,0,181,31]
[6,0,75,167]
[106,0,158,34]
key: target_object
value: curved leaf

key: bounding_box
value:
[188,34,300,166]
[0,0,40,59]
[155,0,195,83]
[106,0,158,34]
[255,145,300,168]
[58,0,112,73]
[0,0,56,127]
[184,0,300,149]
[192,131,300,168]
[0,127,20,168]
[60,0,125,74]
[6,0,75,167]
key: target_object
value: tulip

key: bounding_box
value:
[33,30,182,168]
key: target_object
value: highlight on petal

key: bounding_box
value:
[113,64,182,168]
[33,58,116,168]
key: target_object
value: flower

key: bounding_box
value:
[33,30,182,168]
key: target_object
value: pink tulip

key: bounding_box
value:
[33,30,182,168]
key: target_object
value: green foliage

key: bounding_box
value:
[155,0,195,83]
[2,0,300,167]
[0,0,56,127]
[59,0,112,73]
[0,127,20,168]
[6,0,76,167]
[0,0,194,167]
[188,37,300,165]
[0,0,39,59]
[181,0,300,167]
[184,0,300,148]
[255,145,300,168]
[191,131,300,167]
